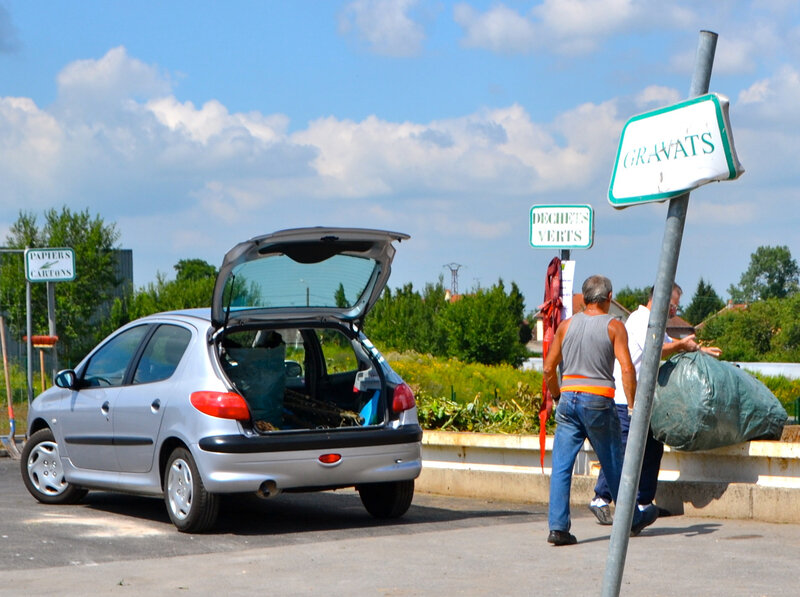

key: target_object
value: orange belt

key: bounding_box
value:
[561,375,615,398]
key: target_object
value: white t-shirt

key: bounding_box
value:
[612,305,671,405]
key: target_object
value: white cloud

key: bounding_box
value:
[635,86,681,109]
[454,4,536,53]
[0,97,64,201]
[455,0,696,55]
[55,47,171,116]
[737,64,800,118]
[339,0,425,57]
[2,42,798,300]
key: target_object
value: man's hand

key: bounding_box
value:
[700,345,722,357]
[680,334,700,352]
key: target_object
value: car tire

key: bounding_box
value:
[20,428,87,505]
[357,480,414,519]
[164,447,219,533]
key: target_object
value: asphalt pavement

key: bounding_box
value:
[1,456,798,596]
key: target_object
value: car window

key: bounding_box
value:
[82,325,150,387]
[133,325,192,384]
[224,253,376,310]
[222,328,307,388]
[317,328,358,374]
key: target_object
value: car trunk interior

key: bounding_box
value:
[217,325,386,432]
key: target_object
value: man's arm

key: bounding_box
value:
[662,333,722,358]
[543,321,569,399]
[609,319,637,409]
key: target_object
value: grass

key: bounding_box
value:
[0,360,45,436]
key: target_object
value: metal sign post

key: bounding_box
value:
[602,30,721,596]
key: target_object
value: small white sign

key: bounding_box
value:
[608,93,744,208]
[529,204,593,249]
[25,248,76,282]
[561,260,575,320]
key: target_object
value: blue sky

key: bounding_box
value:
[1,0,799,313]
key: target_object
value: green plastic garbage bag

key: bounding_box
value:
[651,351,787,451]
[226,343,286,427]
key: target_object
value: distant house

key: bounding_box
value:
[443,289,463,303]
[666,315,695,339]
[694,300,748,334]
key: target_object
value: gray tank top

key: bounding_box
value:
[561,312,616,390]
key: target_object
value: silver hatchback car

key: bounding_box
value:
[21,228,422,532]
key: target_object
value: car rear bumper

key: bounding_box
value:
[193,425,423,493]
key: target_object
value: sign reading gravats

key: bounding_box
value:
[25,248,76,282]
[529,204,593,249]
[608,93,744,207]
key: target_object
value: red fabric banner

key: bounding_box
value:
[538,257,562,471]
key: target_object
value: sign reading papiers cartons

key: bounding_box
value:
[25,248,76,282]
[608,93,744,207]
[529,204,594,250]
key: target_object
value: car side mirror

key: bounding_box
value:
[54,369,78,390]
[284,360,303,378]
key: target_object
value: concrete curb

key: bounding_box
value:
[417,429,800,524]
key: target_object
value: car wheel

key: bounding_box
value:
[20,428,87,505]
[357,480,414,519]
[164,447,219,533]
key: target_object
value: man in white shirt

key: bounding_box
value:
[589,283,722,524]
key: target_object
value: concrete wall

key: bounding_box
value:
[418,430,800,524]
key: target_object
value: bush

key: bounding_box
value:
[386,351,552,434]
[366,279,529,367]
[752,373,800,416]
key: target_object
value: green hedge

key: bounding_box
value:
[386,351,552,434]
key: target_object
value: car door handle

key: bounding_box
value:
[151,399,161,413]
[101,401,110,415]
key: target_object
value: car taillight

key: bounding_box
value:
[190,391,251,420]
[391,382,415,413]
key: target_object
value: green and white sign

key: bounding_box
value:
[608,93,744,207]
[25,248,76,282]
[530,204,593,249]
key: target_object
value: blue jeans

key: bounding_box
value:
[548,392,627,532]
[593,404,665,505]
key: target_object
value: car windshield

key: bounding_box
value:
[223,253,378,310]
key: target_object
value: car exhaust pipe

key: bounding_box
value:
[256,480,281,499]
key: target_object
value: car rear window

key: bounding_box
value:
[223,253,377,310]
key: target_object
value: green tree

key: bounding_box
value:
[728,245,799,303]
[614,286,649,312]
[100,259,221,335]
[441,280,529,366]
[334,283,348,308]
[0,208,121,365]
[696,294,800,362]
[682,278,725,325]
[175,258,217,282]
[365,279,448,355]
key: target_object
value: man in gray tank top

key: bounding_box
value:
[543,275,659,545]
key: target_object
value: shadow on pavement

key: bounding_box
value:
[568,521,723,545]
[81,490,547,537]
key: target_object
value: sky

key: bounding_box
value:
[1,0,799,314]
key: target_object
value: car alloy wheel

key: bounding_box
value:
[164,447,219,533]
[20,428,87,505]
